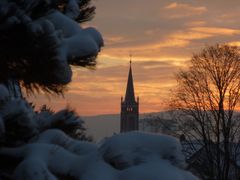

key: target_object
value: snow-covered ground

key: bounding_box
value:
[0,131,198,180]
[0,83,198,180]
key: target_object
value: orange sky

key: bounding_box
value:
[29,0,240,116]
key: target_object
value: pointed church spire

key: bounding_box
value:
[121,57,139,133]
[125,57,136,103]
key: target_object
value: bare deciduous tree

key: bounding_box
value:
[170,44,240,180]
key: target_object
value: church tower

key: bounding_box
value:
[120,60,139,133]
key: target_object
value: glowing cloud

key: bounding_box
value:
[191,27,240,36]
[165,2,207,12]
[185,21,207,27]
[164,2,207,18]
[227,41,240,47]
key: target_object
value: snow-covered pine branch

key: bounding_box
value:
[0,0,103,94]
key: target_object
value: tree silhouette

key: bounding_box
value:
[170,44,240,180]
[37,105,93,141]
[0,1,101,178]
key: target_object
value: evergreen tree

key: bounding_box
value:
[0,1,102,178]
[0,0,103,95]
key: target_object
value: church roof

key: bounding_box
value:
[125,61,136,103]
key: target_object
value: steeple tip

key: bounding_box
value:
[124,58,136,103]
[129,54,132,65]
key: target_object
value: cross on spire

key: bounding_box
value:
[129,54,132,65]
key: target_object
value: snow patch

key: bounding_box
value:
[32,129,97,155]
[99,131,186,169]
[0,132,198,180]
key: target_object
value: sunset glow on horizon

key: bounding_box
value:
[29,0,240,116]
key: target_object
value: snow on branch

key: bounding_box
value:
[0,0,103,94]
[30,129,97,155]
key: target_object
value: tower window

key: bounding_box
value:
[126,107,133,112]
